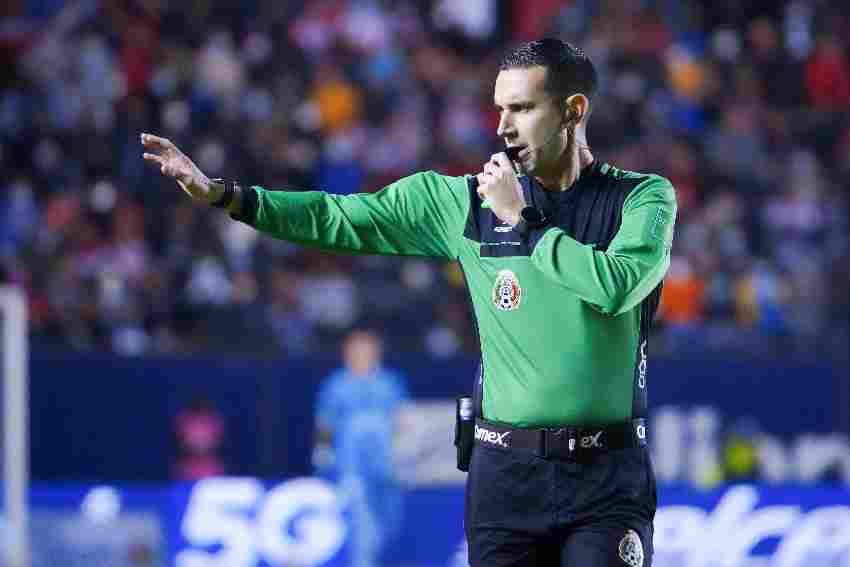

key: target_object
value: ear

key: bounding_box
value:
[564,94,590,124]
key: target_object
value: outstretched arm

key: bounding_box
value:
[141,132,469,258]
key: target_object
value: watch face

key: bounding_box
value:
[522,207,546,227]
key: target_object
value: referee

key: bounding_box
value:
[143,38,676,567]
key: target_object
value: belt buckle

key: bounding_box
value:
[535,428,549,459]
[544,427,579,461]
[534,427,564,459]
[564,427,579,460]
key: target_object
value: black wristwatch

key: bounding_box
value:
[513,206,548,236]
[210,178,238,209]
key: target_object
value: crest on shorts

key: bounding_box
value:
[618,529,644,567]
[492,269,522,311]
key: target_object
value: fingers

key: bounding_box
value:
[142,151,176,177]
[141,133,180,178]
[475,173,487,198]
[140,132,174,150]
[142,151,173,177]
[476,170,494,186]
[483,152,512,176]
[491,152,513,170]
[483,161,500,177]
[144,155,176,177]
[142,152,164,165]
[478,150,515,190]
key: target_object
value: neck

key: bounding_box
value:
[535,127,594,192]
[350,364,377,377]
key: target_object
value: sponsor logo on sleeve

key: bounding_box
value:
[650,207,674,246]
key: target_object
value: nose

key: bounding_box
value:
[497,112,514,140]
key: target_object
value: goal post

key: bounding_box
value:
[1,285,29,567]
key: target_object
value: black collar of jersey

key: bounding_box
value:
[464,160,605,258]
[527,159,601,217]
[464,159,651,260]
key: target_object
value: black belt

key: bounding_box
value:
[473,418,647,460]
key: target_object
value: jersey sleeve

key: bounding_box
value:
[528,175,677,316]
[231,171,469,259]
[314,374,340,432]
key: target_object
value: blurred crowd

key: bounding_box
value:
[1,0,849,360]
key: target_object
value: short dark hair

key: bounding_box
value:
[499,38,598,103]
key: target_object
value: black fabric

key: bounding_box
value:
[464,176,484,242]
[473,363,484,418]
[525,224,553,252]
[230,185,260,225]
[473,418,647,461]
[480,241,531,257]
[462,165,664,421]
[465,443,656,567]
[463,162,645,258]
[631,284,662,419]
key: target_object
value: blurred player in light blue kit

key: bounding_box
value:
[313,329,409,567]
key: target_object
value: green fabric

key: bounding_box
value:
[249,166,676,426]
[252,171,469,258]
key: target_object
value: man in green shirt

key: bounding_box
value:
[143,38,675,567]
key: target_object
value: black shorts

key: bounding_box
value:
[464,442,657,567]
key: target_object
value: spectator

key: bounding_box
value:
[662,256,705,320]
[805,35,850,110]
[722,418,762,483]
[2,1,848,360]
[172,395,227,481]
[733,260,792,344]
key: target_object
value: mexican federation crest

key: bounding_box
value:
[618,529,644,567]
[492,269,522,311]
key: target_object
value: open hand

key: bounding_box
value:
[141,133,215,202]
[475,152,526,226]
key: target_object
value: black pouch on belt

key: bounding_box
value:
[455,396,475,472]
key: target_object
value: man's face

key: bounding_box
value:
[343,332,382,377]
[494,66,565,175]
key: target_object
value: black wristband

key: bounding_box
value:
[514,206,548,236]
[514,217,531,237]
[210,179,237,209]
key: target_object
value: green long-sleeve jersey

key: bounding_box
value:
[232,161,676,426]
